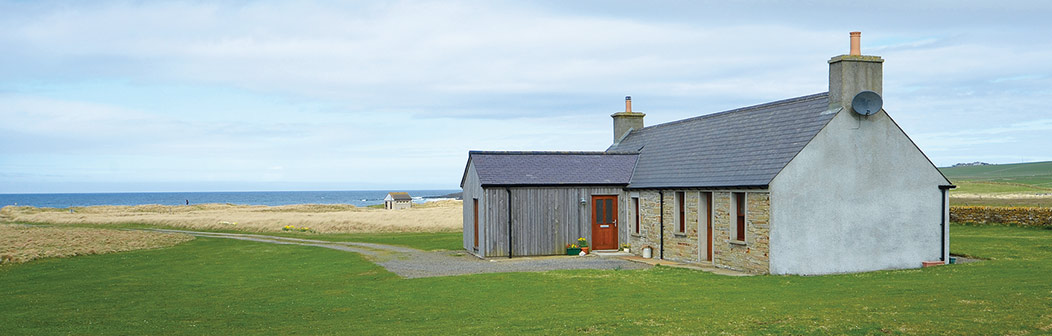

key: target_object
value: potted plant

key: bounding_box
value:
[622,244,631,254]
[577,237,589,254]
[565,244,581,255]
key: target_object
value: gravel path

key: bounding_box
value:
[147,229,650,278]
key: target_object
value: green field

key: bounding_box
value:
[940,161,1052,207]
[2,225,1051,335]
[940,161,1052,192]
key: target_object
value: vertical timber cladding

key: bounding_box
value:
[711,191,771,274]
[484,186,624,257]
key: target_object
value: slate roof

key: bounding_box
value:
[386,192,412,201]
[464,151,639,187]
[607,92,836,189]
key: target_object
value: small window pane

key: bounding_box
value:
[596,200,604,223]
[605,199,613,223]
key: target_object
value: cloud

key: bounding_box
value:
[1,1,1051,191]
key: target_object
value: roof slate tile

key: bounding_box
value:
[608,92,834,189]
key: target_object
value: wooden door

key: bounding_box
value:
[473,199,479,249]
[591,195,618,250]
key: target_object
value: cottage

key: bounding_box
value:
[384,192,412,210]
[461,32,953,275]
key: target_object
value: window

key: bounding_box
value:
[676,191,685,233]
[734,192,746,242]
[633,197,640,234]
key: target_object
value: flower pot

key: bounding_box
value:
[581,247,590,254]
[566,248,581,255]
[624,248,630,254]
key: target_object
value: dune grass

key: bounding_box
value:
[1,224,1050,335]
[0,224,193,265]
[0,200,463,234]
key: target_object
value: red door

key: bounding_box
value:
[591,195,618,250]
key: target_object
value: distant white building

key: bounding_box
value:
[384,192,412,210]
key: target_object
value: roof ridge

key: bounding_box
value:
[639,92,829,131]
[469,151,638,155]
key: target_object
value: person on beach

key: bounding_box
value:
[186,199,189,205]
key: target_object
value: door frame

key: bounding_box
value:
[472,198,479,249]
[590,195,619,250]
[700,192,713,262]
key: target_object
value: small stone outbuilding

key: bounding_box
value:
[461,32,953,275]
[384,192,412,210]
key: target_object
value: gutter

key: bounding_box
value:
[624,184,769,190]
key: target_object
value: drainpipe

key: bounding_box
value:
[507,188,512,259]
[939,187,947,262]
[659,190,664,260]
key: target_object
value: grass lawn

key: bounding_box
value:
[2,225,1051,335]
[22,221,463,251]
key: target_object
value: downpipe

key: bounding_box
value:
[659,190,664,260]
[507,187,512,259]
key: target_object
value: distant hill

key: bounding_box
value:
[939,161,1052,194]
[950,161,991,167]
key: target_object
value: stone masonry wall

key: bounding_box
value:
[629,191,661,256]
[711,192,770,274]
[628,190,770,274]
[662,192,700,263]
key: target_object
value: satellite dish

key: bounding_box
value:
[851,91,882,116]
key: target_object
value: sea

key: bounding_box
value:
[0,190,462,208]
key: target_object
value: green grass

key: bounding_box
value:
[951,180,1051,194]
[2,225,1051,335]
[941,161,1052,207]
[8,221,463,251]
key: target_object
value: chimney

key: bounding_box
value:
[829,31,883,112]
[611,96,645,144]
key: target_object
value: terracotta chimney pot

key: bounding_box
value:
[850,31,861,55]
[625,96,632,113]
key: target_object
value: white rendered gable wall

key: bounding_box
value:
[768,108,949,275]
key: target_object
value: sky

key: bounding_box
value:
[2,1,1051,193]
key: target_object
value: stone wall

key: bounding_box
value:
[950,205,1052,228]
[662,192,700,263]
[711,192,770,274]
[629,190,661,257]
[629,190,770,274]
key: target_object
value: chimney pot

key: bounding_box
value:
[850,31,861,56]
[611,96,644,144]
[829,31,883,112]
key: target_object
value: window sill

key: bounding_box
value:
[729,240,747,246]
[631,234,644,238]
[673,233,687,238]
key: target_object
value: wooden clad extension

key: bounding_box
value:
[474,187,624,257]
